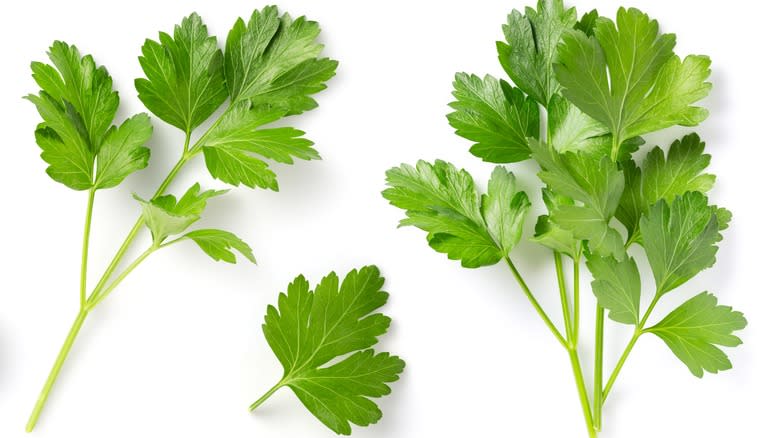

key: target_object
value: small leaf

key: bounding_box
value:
[482,166,531,256]
[135,183,226,244]
[95,114,152,189]
[647,292,746,377]
[586,254,641,325]
[640,192,720,294]
[184,229,255,264]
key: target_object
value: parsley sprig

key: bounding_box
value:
[25,7,336,431]
[383,2,745,436]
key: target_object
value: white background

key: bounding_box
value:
[0,1,777,437]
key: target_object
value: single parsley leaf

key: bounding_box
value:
[136,13,227,133]
[183,229,255,264]
[259,266,404,435]
[553,204,624,259]
[555,8,711,146]
[95,114,152,189]
[383,160,529,268]
[548,94,608,154]
[482,166,532,255]
[28,42,150,191]
[496,0,577,106]
[617,133,715,244]
[647,292,746,377]
[225,7,325,102]
[196,8,334,190]
[447,73,539,163]
[640,191,720,295]
[586,254,641,325]
[201,100,320,189]
[135,183,226,244]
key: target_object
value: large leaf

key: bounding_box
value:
[28,42,151,190]
[647,292,746,377]
[383,161,530,268]
[260,267,404,435]
[497,0,577,106]
[447,73,539,163]
[555,7,711,149]
[136,13,228,133]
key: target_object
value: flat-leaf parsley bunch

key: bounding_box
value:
[26,6,336,431]
[383,1,745,436]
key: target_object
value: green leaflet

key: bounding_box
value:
[225,6,327,102]
[497,0,577,107]
[617,134,715,244]
[183,229,256,264]
[529,140,625,259]
[531,189,580,258]
[136,13,228,133]
[447,73,539,163]
[27,42,151,190]
[135,183,225,244]
[647,292,746,377]
[640,192,720,295]
[382,160,530,268]
[586,254,641,325]
[555,7,711,152]
[190,7,335,189]
[259,267,404,435]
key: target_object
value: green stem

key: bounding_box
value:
[593,305,604,431]
[79,188,96,307]
[86,154,189,304]
[26,309,88,432]
[602,294,661,401]
[504,257,567,349]
[554,252,573,341]
[249,378,287,411]
[573,256,581,344]
[87,246,157,310]
[568,347,597,438]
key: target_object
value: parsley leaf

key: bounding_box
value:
[183,229,255,264]
[617,133,715,243]
[586,254,641,325]
[28,42,151,190]
[136,13,227,133]
[135,183,227,245]
[383,160,530,268]
[94,114,152,189]
[497,0,577,106]
[640,191,720,295]
[447,73,539,163]
[555,8,711,150]
[529,140,625,258]
[195,7,335,189]
[256,266,404,435]
[647,292,747,377]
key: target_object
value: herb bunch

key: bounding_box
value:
[26,6,336,431]
[383,1,745,436]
